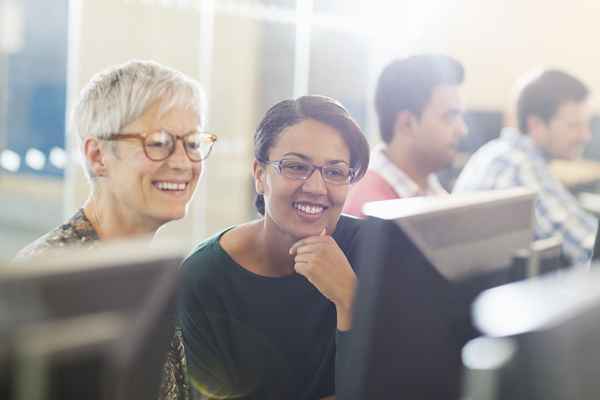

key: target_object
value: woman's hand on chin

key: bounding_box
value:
[289,230,357,331]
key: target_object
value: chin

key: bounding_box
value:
[157,209,187,224]
[169,213,186,221]
[281,222,321,240]
[290,230,318,240]
[295,219,333,238]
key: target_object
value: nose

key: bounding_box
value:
[167,139,193,169]
[301,167,328,195]
[456,115,468,139]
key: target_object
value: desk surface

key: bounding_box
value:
[550,159,600,188]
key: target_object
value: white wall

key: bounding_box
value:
[369,1,600,111]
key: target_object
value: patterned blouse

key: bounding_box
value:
[15,208,100,259]
[14,209,192,400]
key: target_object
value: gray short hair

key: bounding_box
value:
[72,60,205,178]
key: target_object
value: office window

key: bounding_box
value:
[308,27,369,130]
[0,0,68,260]
[0,0,68,178]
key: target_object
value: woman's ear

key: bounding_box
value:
[252,159,265,194]
[84,137,108,177]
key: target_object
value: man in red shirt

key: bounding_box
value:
[344,54,467,217]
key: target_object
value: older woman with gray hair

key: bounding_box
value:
[17,60,215,257]
[15,60,215,399]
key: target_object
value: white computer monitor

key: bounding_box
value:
[363,187,536,280]
[338,188,537,400]
[468,264,600,399]
[0,238,185,400]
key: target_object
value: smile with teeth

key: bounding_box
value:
[153,181,188,191]
[293,202,326,215]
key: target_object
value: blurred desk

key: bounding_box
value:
[550,159,600,189]
[578,192,600,217]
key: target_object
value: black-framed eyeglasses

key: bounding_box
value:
[259,158,356,185]
[104,130,217,162]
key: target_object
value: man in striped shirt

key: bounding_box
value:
[454,70,597,265]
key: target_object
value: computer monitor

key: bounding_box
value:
[582,114,600,161]
[337,188,536,400]
[437,110,504,189]
[592,219,600,262]
[512,235,566,276]
[0,238,185,400]
[362,188,535,280]
[457,110,504,155]
[468,263,600,399]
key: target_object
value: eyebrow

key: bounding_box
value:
[162,127,202,136]
[281,152,350,164]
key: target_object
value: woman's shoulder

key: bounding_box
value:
[185,221,258,261]
[333,214,365,240]
[182,224,250,282]
[14,209,99,261]
[331,214,366,263]
[185,228,232,265]
[183,221,265,282]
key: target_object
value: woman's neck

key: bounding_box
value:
[253,218,298,276]
[83,194,160,240]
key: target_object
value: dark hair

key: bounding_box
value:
[375,54,465,143]
[254,95,370,215]
[516,69,589,134]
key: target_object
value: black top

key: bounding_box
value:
[179,215,363,400]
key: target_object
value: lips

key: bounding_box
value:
[292,201,328,216]
[152,181,189,192]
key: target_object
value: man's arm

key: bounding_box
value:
[517,162,597,264]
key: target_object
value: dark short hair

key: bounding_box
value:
[516,69,589,134]
[254,95,370,215]
[375,54,465,143]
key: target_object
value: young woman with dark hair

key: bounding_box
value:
[179,95,369,399]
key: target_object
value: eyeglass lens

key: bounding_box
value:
[144,130,213,161]
[278,159,351,184]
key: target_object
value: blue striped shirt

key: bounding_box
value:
[454,128,597,265]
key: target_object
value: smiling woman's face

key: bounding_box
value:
[254,118,351,240]
[98,101,203,228]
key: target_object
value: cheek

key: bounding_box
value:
[550,134,569,153]
[120,152,157,180]
[330,187,349,207]
[563,135,575,148]
[439,123,456,143]
[422,122,451,147]
[571,132,585,145]
[193,163,203,179]
[139,163,161,182]
[265,177,295,204]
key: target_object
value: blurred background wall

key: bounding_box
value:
[3,0,600,260]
